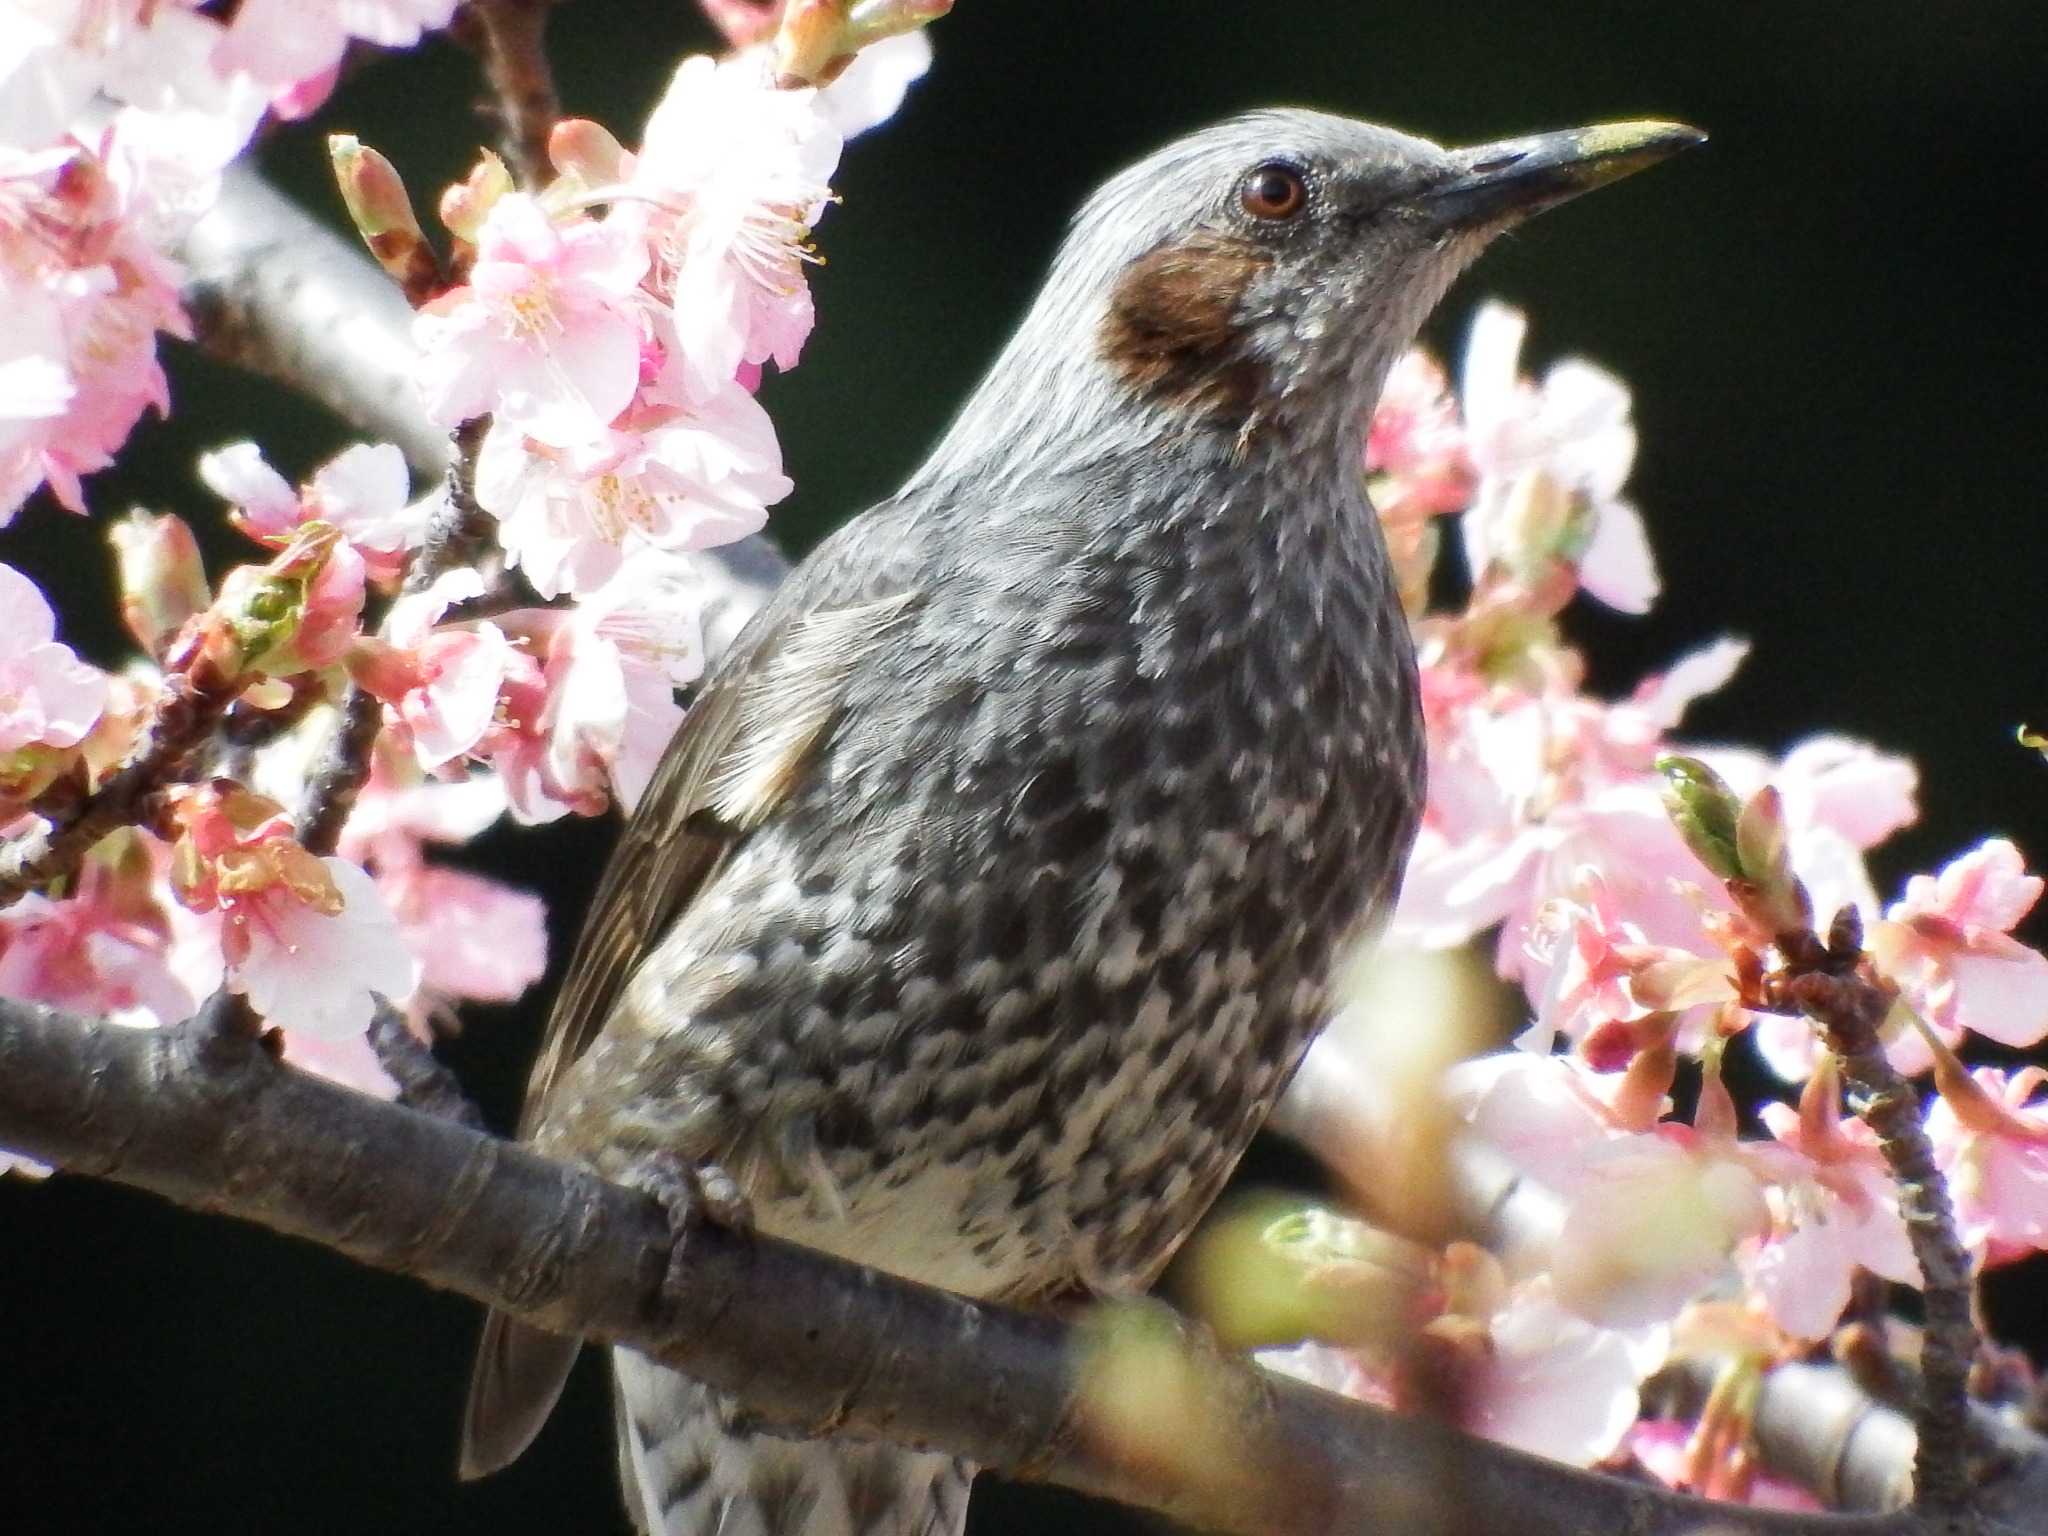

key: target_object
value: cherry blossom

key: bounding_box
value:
[1624,1418,1824,1511]
[1367,348,1474,529]
[1745,1065,1918,1337]
[415,191,650,445]
[338,753,547,1026]
[811,28,933,139]
[200,439,425,581]
[1448,1048,1912,1342]
[1461,1274,1668,1465]
[0,832,211,1028]
[1872,838,2048,1057]
[371,620,539,773]
[1458,302,1656,613]
[1391,640,1747,967]
[624,50,841,396]
[211,0,458,115]
[163,785,416,1038]
[474,383,788,597]
[1,138,190,518]
[1,560,106,758]
[1924,1064,2048,1266]
[526,550,706,811]
[1259,1235,1666,1468]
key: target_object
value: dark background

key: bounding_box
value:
[3,2,2046,1531]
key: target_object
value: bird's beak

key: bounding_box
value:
[1421,120,1705,229]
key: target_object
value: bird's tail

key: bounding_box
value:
[611,1348,974,1536]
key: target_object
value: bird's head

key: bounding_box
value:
[920,109,1700,478]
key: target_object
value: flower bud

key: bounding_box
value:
[1655,754,1743,881]
[548,119,627,191]
[331,136,441,305]
[440,152,512,249]
[1732,784,1811,935]
[774,0,851,85]
[108,509,209,659]
[204,524,358,680]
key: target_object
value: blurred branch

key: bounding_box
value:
[178,164,454,477]
[456,0,563,189]
[1276,1030,2046,1526]
[0,993,1992,1536]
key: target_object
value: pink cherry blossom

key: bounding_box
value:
[200,439,424,581]
[1366,347,1474,527]
[212,0,458,107]
[337,754,547,1025]
[380,621,537,773]
[0,560,106,753]
[1871,839,2048,1058]
[529,551,706,811]
[1458,302,1656,613]
[1624,1419,1824,1510]
[377,859,547,1014]
[226,853,417,1038]
[276,1029,399,1098]
[415,192,650,445]
[1392,639,1744,957]
[624,51,841,396]
[1462,1275,1668,1465]
[810,28,932,139]
[1260,1252,1665,1468]
[1,138,189,517]
[475,383,788,597]
[1924,1065,2048,1266]
[165,786,417,1038]
[0,2,258,158]
[0,837,208,1028]
[1746,1068,1918,1338]
[1518,873,1727,1056]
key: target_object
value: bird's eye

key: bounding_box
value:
[1240,162,1307,221]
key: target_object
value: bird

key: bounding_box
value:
[458,107,1700,1536]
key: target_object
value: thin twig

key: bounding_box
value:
[292,416,493,856]
[410,416,497,598]
[0,659,240,909]
[368,1001,487,1129]
[1,993,1978,1536]
[1778,913,1979,1523]
[459,0,563,190]
[293,686,386,856]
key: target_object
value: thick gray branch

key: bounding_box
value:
[0,995,1956,1536]
[179,163,454,474]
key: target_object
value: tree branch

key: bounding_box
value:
[458,0,564,190]
[0,994,1987,1536]
[179,164,454,477]
[0,655,240,907]
[1778,916,1980,1521]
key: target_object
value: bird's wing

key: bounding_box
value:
[461,561,925,1482]
[516,583,926,1137]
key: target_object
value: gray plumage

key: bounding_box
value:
[460,106,1700,1536]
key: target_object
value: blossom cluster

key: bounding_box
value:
[2,23,931,1075]
[1257,304,2048,1500]
[1,0,470,521]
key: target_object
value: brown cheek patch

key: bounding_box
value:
[1100,232,1273,422]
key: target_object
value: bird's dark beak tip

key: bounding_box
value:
[1429,118,1706,228]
